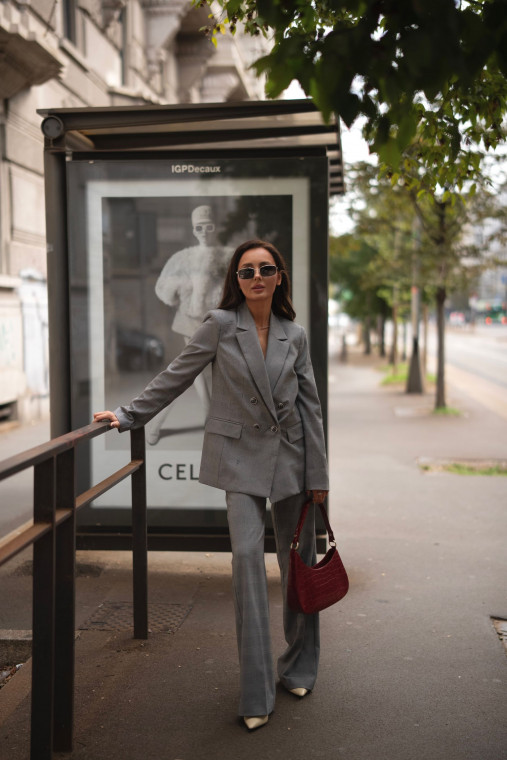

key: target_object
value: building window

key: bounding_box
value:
[63,0,77,44]
[119,5,127,86]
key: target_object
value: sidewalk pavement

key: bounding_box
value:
[1,351,506,760]
[0,419,50,538]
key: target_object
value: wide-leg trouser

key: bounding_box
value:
[225,491,320,717]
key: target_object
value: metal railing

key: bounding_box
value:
[0,421,147,760]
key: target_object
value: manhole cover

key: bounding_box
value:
[79,602,192,633]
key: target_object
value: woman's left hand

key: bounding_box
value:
[93,410,120,429]
[308,489,328,504]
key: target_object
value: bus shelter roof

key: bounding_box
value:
[38,99,344,195]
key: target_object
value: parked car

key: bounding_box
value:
[116,326,164,371]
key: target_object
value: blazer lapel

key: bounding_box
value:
[265,312,289,393]
[236,302,278,422]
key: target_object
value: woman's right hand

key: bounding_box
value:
[93,410,120,429]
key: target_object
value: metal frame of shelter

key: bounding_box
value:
[37,99,344,552]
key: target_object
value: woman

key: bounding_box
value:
[94,239,329,730]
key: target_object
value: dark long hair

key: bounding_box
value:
[218,239,296,321]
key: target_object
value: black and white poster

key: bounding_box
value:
[67,157,328,527]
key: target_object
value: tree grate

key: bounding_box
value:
[79,602,192,633]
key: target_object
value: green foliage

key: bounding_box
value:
[193,0,507,182]
[329,234,392,321]
[379,362,436,386]
[329,160,503,336]
[431,408,463,418]
[379,362,409,386]
[420,459,507,474]
[443,463,507,475]
[330,162,420,323]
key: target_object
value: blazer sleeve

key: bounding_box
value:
[294,326,329,490]
[114,311,221,431]
[154,252,185,306]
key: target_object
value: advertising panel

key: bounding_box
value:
[66,156,328,535]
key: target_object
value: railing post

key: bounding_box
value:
[0,421,149,757]
[31,458,56,760]
[130,427,148,639]
[53,447,76,752]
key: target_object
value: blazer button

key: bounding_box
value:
[253,423,260,430]
[250,396,258,405]
[270,425,279,433]
[277,401,285,409]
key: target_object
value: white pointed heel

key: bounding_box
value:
[244,715,269,730]
[289,687,309,697]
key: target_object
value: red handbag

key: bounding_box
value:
[287,498,349,615]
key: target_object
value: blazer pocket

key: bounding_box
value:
[205,416,243,439]
[286,421,304,443]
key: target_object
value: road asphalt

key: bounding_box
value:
[0,348,506,760]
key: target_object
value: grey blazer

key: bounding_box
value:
[114,301,329,502]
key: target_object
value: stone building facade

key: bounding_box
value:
[0,0,267,423]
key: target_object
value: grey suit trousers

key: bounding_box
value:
[226,490,320,717]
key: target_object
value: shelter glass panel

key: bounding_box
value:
[66,156,328,536]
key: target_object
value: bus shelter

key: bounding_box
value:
[38,99,344,551]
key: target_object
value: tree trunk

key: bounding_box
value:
[340,334,348,363]
[401,320,407,361]
[422,302,429,375]
[363,317,372,354]
[435,287,446,409]
[378,314,386,357]
[406,337,424,393]
[390,303,398,374]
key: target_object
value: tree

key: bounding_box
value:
[332,164,416,369]
[196,0,507,175]
[197,0,507,407]
[396,152,506,407]
[330,161,502,407]
[329,234,392,356]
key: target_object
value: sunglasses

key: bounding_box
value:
[194,223,215,233]
[237,265,278,279]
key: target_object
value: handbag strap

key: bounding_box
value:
[291,498,336,549]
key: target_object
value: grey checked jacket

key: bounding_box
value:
[114,301,329,502]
